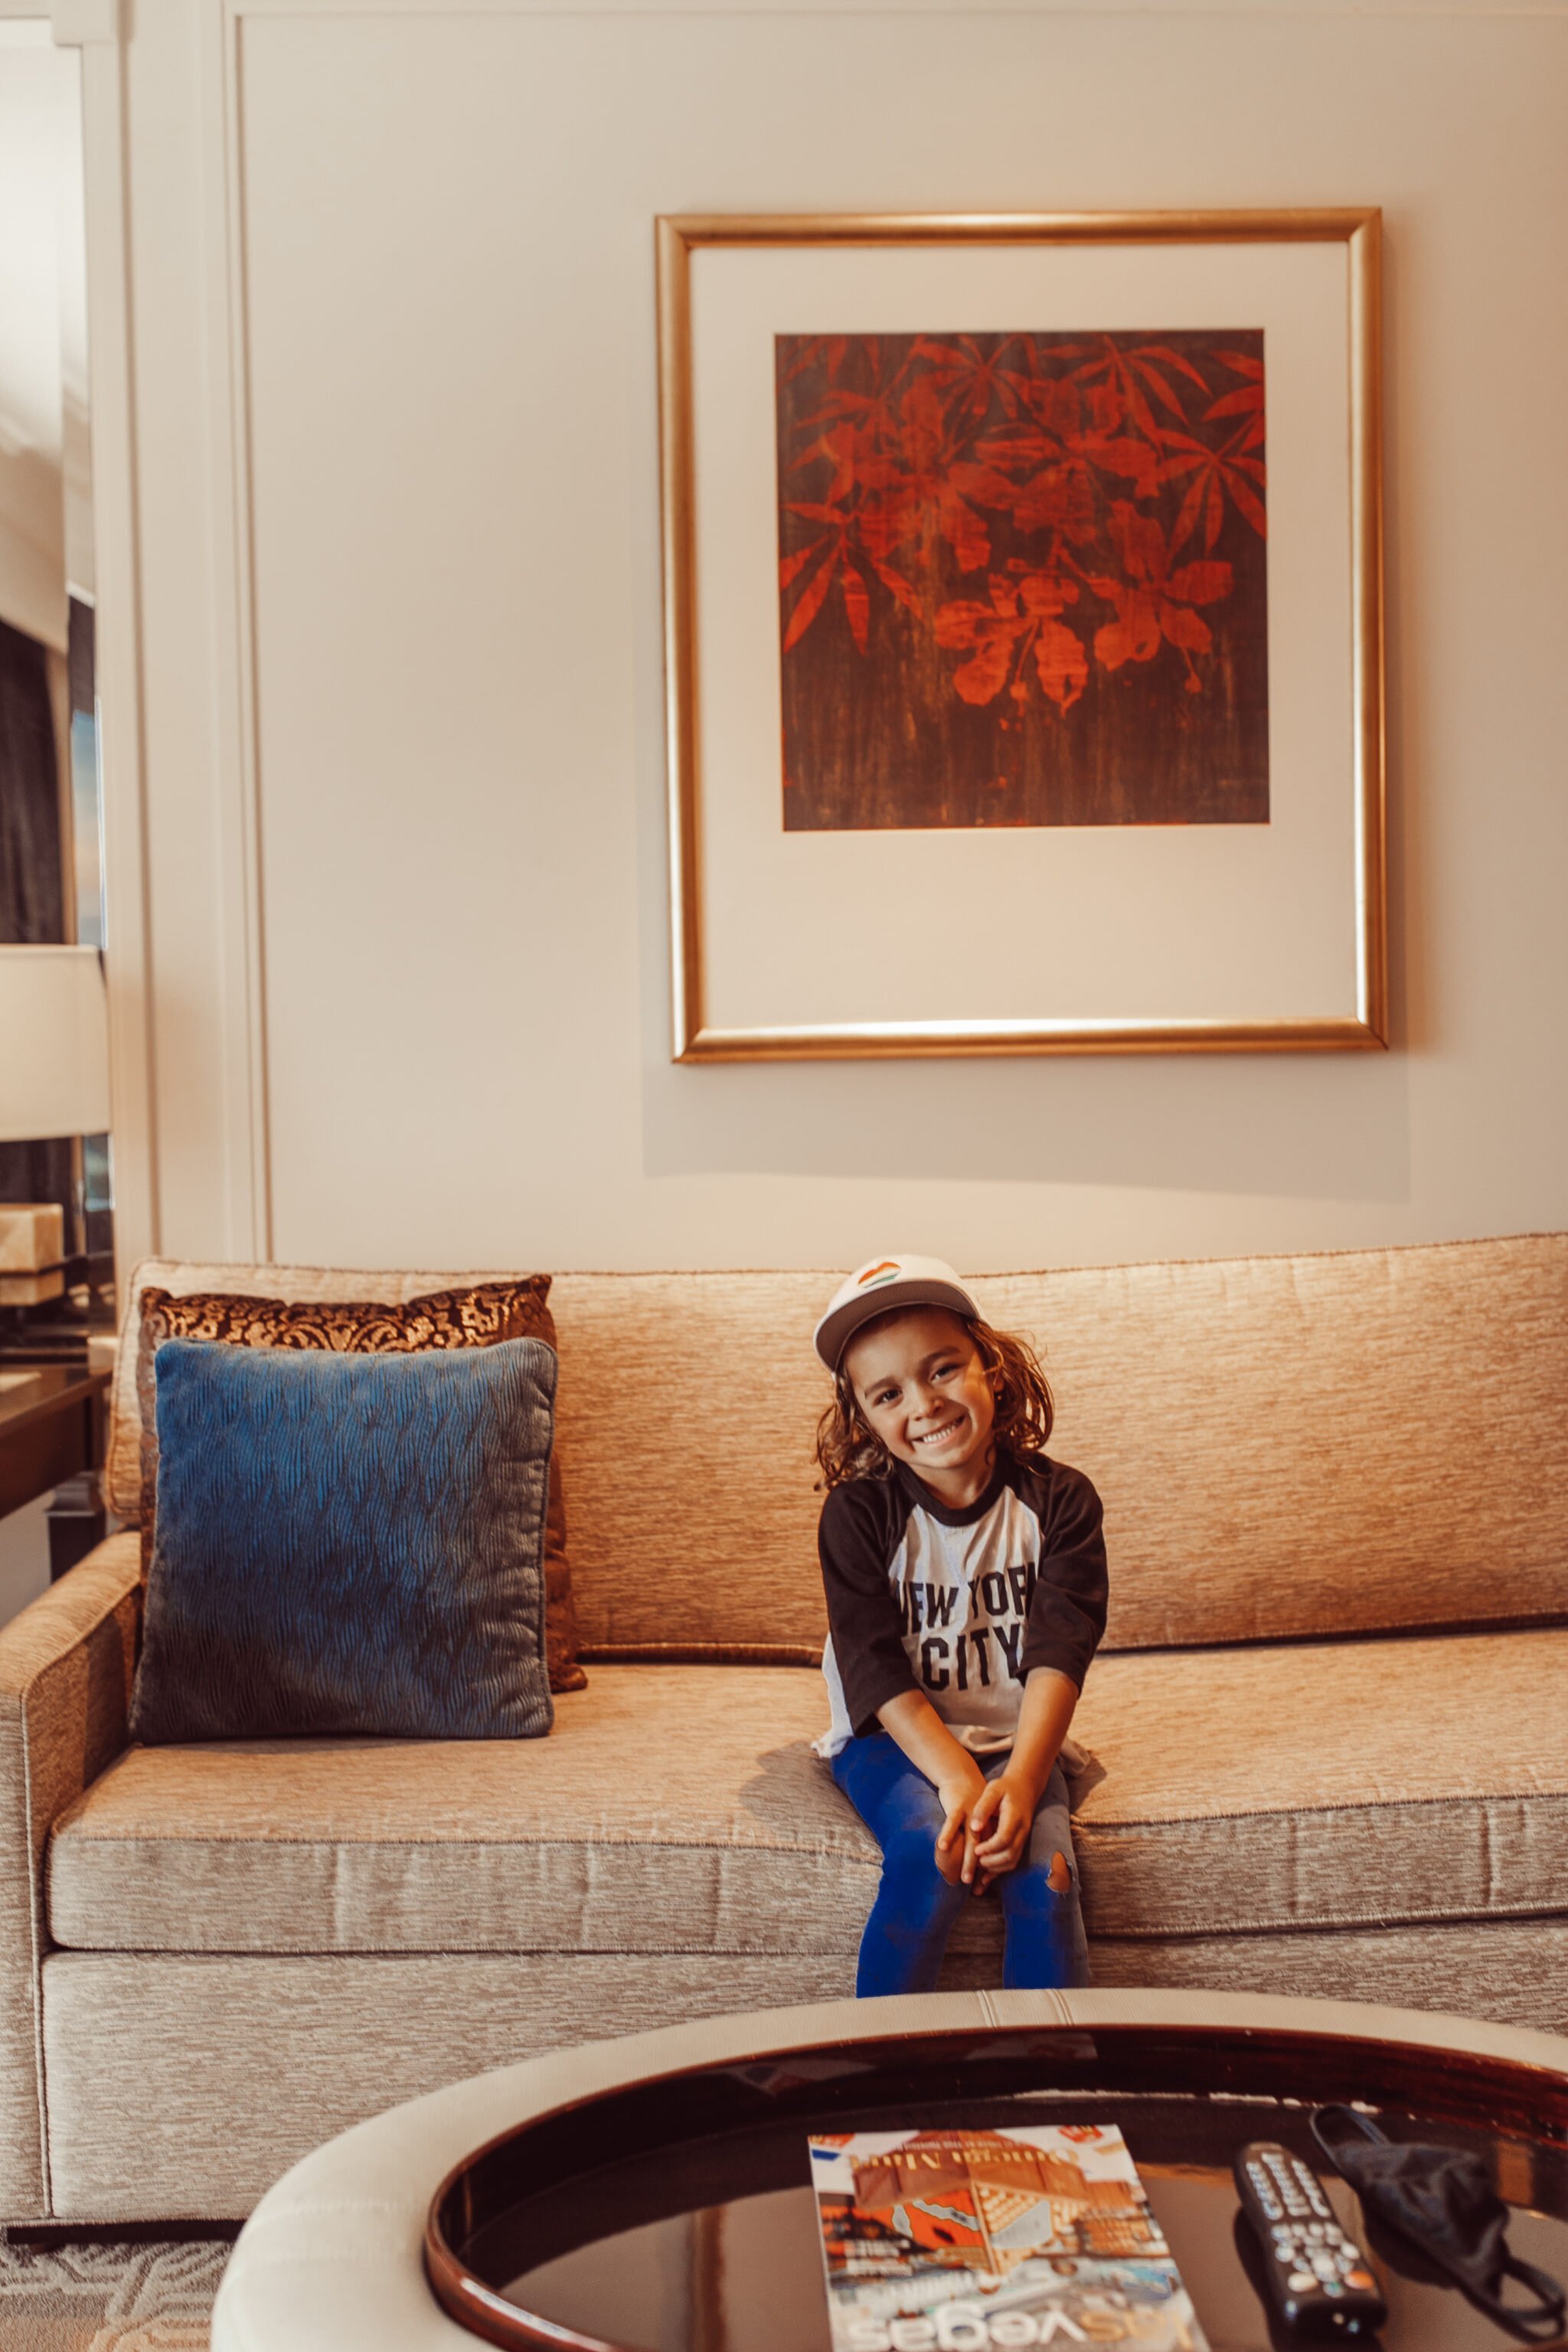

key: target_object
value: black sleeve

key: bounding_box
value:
[1014,1459,1109,1690]
[818,1479,918,1737]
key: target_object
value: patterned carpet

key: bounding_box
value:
[0,2237,232,2350]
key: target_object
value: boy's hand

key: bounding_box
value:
[967,1772,1037,1879]
[934,1764,988,1886]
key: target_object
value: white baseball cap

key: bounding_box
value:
[813,1255,982,1374]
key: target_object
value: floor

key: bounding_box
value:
[0,2235,232,2350]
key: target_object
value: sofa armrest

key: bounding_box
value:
[0,1533,141,2219]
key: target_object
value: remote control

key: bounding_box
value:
[1233,2141,1388,2335]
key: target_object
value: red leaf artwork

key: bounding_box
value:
[776,328,1269,829]
[934,573,1087,712]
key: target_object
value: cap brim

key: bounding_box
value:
[814,1279,979,1373]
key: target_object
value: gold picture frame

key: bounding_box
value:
[658,210,1386,1061]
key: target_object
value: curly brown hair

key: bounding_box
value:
[814,1308,1054,1489]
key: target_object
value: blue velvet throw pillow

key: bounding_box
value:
[129,1336,557,1743]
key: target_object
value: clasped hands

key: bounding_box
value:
[935,1764,1039,1892]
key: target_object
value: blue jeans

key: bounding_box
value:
[831,1732,1088,1998]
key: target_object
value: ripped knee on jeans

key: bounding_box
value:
[1047,1850,1073,1895]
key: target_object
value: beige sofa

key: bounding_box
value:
[3,1233,1566,2225]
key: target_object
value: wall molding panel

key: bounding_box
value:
[198,0,272,1260]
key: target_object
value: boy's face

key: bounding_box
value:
[842,1307,1001,1502]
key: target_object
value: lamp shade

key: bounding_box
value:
[0,946,112,1142]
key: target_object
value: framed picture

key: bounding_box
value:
[657,210,1385,1060]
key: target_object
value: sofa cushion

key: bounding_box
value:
[1070,1625,1568,1938]
[48,1632,1568,1958]
[51,1665,871,1957]
[129,1340,557,1744]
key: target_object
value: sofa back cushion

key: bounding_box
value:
[115,1234,1568,1657]
[549,1233,1568,1656]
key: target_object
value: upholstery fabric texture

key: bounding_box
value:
[1069,1628,1568,1936]
[58,1664,858,1953]
[547,1234,1568,1654]
[111,1237,1568,1659]
[1086,1918,1568,2030]
[129,1272,585,1694]
[0,1536,140,2219]
[129,1340,556,1744]
[41,1949,857,2220]
[44,1927,1568,2223]
[51,1631,1568,1958]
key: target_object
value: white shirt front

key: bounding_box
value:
[816,1481,1053,1759]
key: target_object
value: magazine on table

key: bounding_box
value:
[808,2123,1210,2352]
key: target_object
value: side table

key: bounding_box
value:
[0,1365,111,1581]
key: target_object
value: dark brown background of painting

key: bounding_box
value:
[776,328,1269,832]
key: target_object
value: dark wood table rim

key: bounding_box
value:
[423,2017,1568,2352]
[0,1363,109,1439]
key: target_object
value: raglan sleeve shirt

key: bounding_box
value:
[1014,1459,1109,1685]
[818,1477,920,1738]
[818,1455,1109,1743]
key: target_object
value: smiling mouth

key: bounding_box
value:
[913,1421,965,1447]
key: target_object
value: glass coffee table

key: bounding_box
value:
[427,2007,1568,2351]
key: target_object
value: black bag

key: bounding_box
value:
[1312,2105,1566,2344]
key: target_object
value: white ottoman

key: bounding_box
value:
[211,1988,1568,2352]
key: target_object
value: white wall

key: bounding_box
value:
[109,0,1568,1279]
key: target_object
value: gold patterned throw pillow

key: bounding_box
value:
[135,1279,586,1694]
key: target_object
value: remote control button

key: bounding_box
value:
[1272,2223,1292,2239]
[1345,2270,1377,2292]
[1323,2281,1345,2298]
[1275,2245,1295,2264]
[1288,2271,1318,2293]
[1311,2255,1338,2279]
